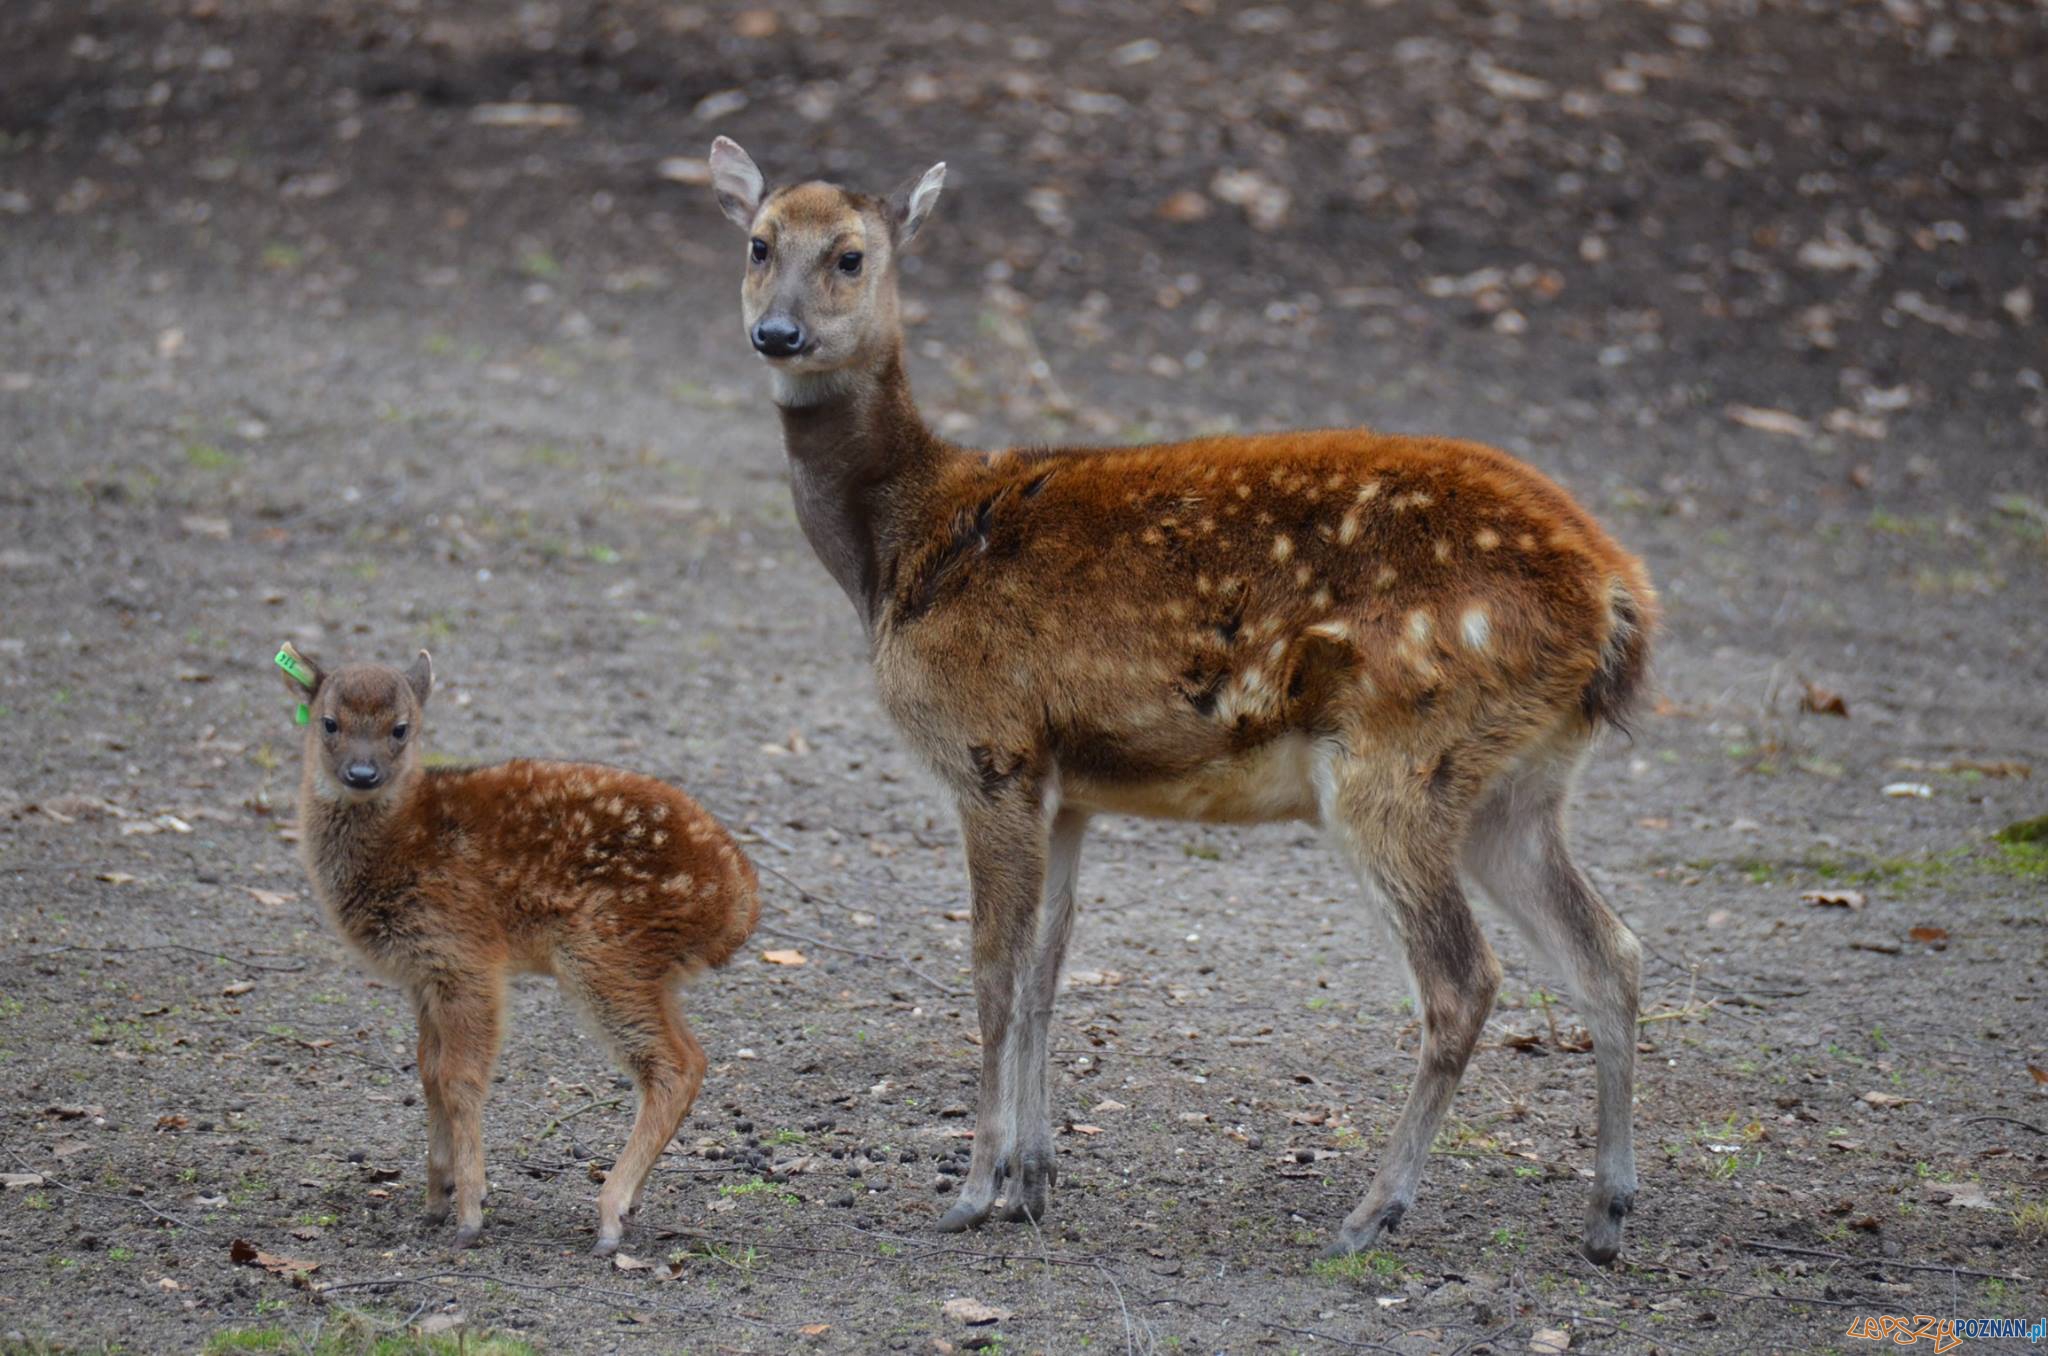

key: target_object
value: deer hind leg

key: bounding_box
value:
[573,977,706,1257]
[414,1012,455,1226]
[936,783,1051,1233]
[998,805,1088,1224]
[1462,750,1642,1263]
[1317,745,1502,1257]
[417,980,504,1249]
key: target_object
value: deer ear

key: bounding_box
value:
[708,137,765,229]
[888,161,946,247]
[276,642,324,699]
[406,650,434,707]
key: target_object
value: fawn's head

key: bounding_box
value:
[709,137,946,400]
[276,643,433,800]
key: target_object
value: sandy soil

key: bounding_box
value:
[2,1,2044,1352]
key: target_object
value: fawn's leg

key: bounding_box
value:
[1463,753,1642,1263]
[582,982,706,1257]
[998,805,1088,1224]
[417,980,504,1249]
[414,1006,454,1225]
[936,782,1050,1233]
[1317,747,1501,1256]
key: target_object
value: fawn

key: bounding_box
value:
[275,642,760,1255]
[707,139,1659,1264]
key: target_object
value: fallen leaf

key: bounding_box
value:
[1530,1327,1571,1354]
[470,102,582,128]
[156,1114,190,1132]
[942,1298,1010,1326]
[1156,190,1212,223]
[1907,926,1949,946]
[656,157,711,185]
[1882,782,1933,799]
[762,949,807,967]
[2026,1064,2047,1085]
[1091,1099,1129,1114]
[96,872,140,885]
[800,1323,831,1337]
[221,981,255,997]
[612,1252,655,1272]
[228,1238,320,1277]
[156,1277,181,1291]
[1860,1091,1912,1108]
[1799,681,1849,718]
[46,1104,103,1120]
[1727,405,1813,438]
[1066,1123,1104,1136]
[1800,889,1866,910]
[3,1172,45,1188]
[243,887,295,907]
[418,1313,465,1335]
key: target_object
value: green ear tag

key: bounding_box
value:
[277,648,315,727]
[275,647,316,690]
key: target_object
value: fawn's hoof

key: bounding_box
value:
[1323,1201,1405,1258]
[935,1197,993,1232]
[591,1235,621,1259]
[1581,1188,1635,1265]
[995,1151,1057,1224]
[451,1224,482,1250]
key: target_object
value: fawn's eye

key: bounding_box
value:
[321,715,339,735]
[749,238,769,264]
[836,250,863,275]
[391,723,409,741]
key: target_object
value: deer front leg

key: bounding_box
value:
[415,1012,454,1226]
[998,806,1087,1224]
[417,981,504,1250]
[936,784,1050,1233]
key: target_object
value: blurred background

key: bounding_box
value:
[2,2,2044,1352]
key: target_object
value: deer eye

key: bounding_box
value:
[392,723,409,741]
[321,715,339,735]
[749,238,769,264]
[836,250,863,275]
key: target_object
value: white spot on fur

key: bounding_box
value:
[1272,534,1293,562]
[1474,527,1500,550]
[1407,611,1432,644]
[1375,565,1398,590]
[1337,511,1360,545]
[1461,606,1492,650]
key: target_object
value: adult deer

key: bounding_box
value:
[707,137,1657,1263]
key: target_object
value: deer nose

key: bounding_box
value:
[751,316,806,358]
[341,762,383,790]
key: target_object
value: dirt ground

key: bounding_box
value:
[3,1,2045,1352]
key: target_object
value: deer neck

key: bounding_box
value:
[773,344,950,637]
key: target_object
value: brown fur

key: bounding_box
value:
[709,138,1656,1264]
[279,645,760,1255]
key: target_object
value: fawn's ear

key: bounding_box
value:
[709,137,765,229]
[275,642,324,699]
[405,650,434,707]
[888,161,947,247]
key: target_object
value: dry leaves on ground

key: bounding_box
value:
[942,1297,1010,1325]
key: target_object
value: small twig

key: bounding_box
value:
[753,857,823,903]
[1254,1320,1403,1353]
[1958,1114,2046,1135]
[1740,1239,2033,1283]
[16,943,307,974]
[10,1150,206,1234]
[536,1096,625,1141]
[755,920,965,997]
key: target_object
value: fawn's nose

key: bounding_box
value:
[751,316,806,358]
[341,762,383,790]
